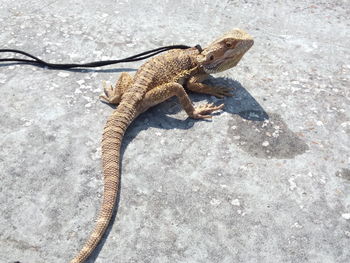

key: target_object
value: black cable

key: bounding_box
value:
[0,45,194,69]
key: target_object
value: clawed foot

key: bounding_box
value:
[191,103,224,119]
[99,81,121,105]
[210,86,234,98]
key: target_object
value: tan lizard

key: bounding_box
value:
[70,28,253,263]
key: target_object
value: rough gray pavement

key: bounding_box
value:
[0,0,349,262]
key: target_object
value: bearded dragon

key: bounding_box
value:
[70,28,254,263]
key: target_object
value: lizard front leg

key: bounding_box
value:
[138,82,223,119]
[100,72,133,105]
[187,75,234,98]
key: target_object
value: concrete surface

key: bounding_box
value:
[0,0,349,262]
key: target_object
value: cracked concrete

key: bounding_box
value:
[0,0,349,262]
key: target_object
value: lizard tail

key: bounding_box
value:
[70,103,137,263]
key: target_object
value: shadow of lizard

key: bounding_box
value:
[83,77,268,262]
[84,73,308,262]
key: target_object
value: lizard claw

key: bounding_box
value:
[211,86,234,98]
[99,81,121,105]
[191,103,224,119]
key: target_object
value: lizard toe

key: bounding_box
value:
[192,103,224,119]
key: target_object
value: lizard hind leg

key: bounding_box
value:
[100,72,133,105]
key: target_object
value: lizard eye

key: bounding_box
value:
[226,40,238,48]
[209,54,215,61]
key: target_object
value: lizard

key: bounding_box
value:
[70,28,254,263]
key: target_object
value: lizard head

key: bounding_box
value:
[197,28,254,74]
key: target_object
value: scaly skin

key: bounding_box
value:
[70,28,253,263]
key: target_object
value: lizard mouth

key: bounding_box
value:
[203,53,244,73]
